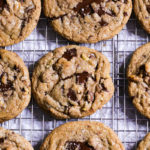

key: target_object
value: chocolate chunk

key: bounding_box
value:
[100,20,108,26]
[74,0,118,17]
[74,0,105,16]
[0,80,13,92]
[63,48,77,61]
[76,72,90,84]
[14,75,17,80]
[0,0,10,12]
[20,0,25,3]
[67,89,77,101]
[101,83,108,92]
[66,141,95,150]
[0,73,14,92]
[0,0,6,7]
[123,12,128,16]
[78,5,94,17]
[0,138,4,144]
[97,7,105,16]
[137,65,148,78]
[147,5,150,13]
[21,87,25,92]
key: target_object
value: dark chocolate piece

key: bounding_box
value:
[67,89,77,101]
[63,48,77,61]
[66,141,95,150]
[76,72,90,84]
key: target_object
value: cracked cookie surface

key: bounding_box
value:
[0,49,31,122]
[134,0,150,33]
[127,43,150,119]
[137,132,150,150]
[44,0,132,43]
[40,121,125,150]
[0,127,33,150]
[32,45,114,119]
[0,0,41,46]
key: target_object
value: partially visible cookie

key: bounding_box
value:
[32,45,114,119]
[0,49,31,122]
[0,0,41,46]
[0,127,33,150]
[40,121,125,150]
[44,0,132,43]
[137,133,150,150]
[127,43,150,119]
[134,0,150,33]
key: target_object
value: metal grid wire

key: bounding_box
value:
[0,10,150,150]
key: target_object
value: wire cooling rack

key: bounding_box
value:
[0,10,150,150]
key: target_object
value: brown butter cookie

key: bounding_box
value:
[127,42,150,119]
[44,0,132,43]
[134,0,150,33]
[0,49,31,122]
[40,121,125,150]
[32,45,114,119]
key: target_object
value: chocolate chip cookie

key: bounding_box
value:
[40,121,125,150]
[134,0,150,33]
[0,127,33,150]
[137,133,150,150]
[0,0,41,46]
[0,49,31,122]
[32,45,114,119]
[127,43,150,119]
[44,0,132,43]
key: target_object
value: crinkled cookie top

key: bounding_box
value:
[32,45,114,119]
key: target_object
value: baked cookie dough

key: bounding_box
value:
[32,45,114,119]
[44,0,132,43]
[0,0,41,46]
[0,49,31,122]
[137,133,150,150]
[127,43,150,119]
[40,121,125,150]
[0,127,33,150]
[134,0,150,33]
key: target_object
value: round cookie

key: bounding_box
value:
[0,127,33,150]
[127,43,150,119]
[32,45,114,119]
[137,133,150,150]
[0,49,31,122]
[134,0,150,33]
[44,0,132,43]
[40,121,125,150]
[0,0,41,46]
